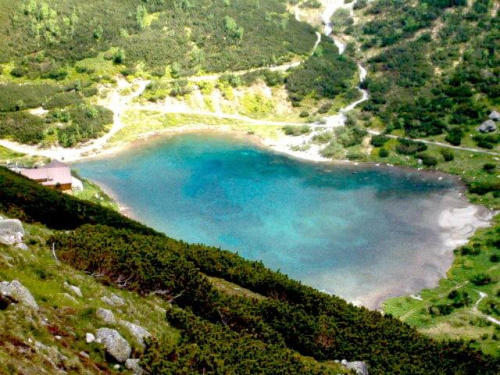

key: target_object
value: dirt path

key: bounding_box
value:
[367,130,500,156]
[0,79,150,162]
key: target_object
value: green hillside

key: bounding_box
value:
[0,0,316,77]
[1,167,499,373]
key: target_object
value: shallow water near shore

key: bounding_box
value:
[74,133,492,308]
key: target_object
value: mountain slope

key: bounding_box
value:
[1,167,499,373]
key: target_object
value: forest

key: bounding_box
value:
[0,0,316,78]
[1,167,499,374]
[352,0,499,147]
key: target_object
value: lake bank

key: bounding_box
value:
[73,132,494,309]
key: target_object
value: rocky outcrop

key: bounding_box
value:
[85,333,95,344]
[125,358,144,375]
[64,282,83,298]
[489,110,500,121]
[64,283,82,298]
[119,320,151,347]
[0,219,24,246]
[0,280,38,310]
[341,360,369,375]
[95,328,131,363]
[478,119,497,133]
[101,293,125,307]
[96,308,116,324]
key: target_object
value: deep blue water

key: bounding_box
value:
[74,133,466,307]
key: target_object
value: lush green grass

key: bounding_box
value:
[72,176,119,212]
[111,109,282,145]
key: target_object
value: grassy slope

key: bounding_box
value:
[0,221,176,374]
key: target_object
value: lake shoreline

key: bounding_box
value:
[72,130,496,310]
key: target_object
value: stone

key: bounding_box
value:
[0,219,24,245]
[16,243,29,251]
[95,328,131,363]
[119,320,151,347]
[101,296,115,306]
[489,111,500,121]
[62,293,78,304]
[96,308,116,324]
[125,358,143,375]
[64,282,83,298]
[345,361,369,375]
[110,294,125,306]
[0,280,38,310]
[478,119,497,133]
[34,341,68,363]
[85,333,95,344]
[79,351,90,359]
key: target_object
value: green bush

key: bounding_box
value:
[483,163,496,172]
[470,273,492,286]
[396,138,427,155]
[440,149,455,161]
[370,135,390,147]
[379,148,389,157]
[417,153,438,167]
[283,125,311,136]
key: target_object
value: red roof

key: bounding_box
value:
[20,160,72,187]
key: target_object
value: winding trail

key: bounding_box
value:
[0,79,150,161]
[1,1,497,161]
[367,130,500,156]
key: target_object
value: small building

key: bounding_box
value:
[19,160,72,191]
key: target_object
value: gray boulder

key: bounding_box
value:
[101,294,125,307]
[16,243,29,251]
[119,320,151,347]
[344,361,369,375]
[64,282,83,298]
[110,294,125,306]
[478,119,497,133]
[96,308,116,324]
[0,219,24,245]
[125,358,144,375]
[0,280,38,310]
[489,111,500,121]
[96,328,131,363]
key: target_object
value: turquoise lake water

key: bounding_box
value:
[74,133,468,308]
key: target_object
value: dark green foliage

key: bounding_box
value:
[473,134,500,149]
[379,148,389,157]
[56,105,113,147]
[483,163,496,172]
[370,134,389,147]
[417,153,438,167]
[395,138,427,155]
[447,290,471,308]
[1,0,316,78]
[429,304,454,316]
[0,112,46,144]
[43,92,83,110]
[0,83,62,112]
[470,273,492,286]
[469,179,500,195]
[2,167,500,373]
[440,148,454,161]
[445,128,463,146]
[286,39,358,103]
[358,0,499,142]
[142,308,336,375]
[283,125,311,136]
[0,168,155,234]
